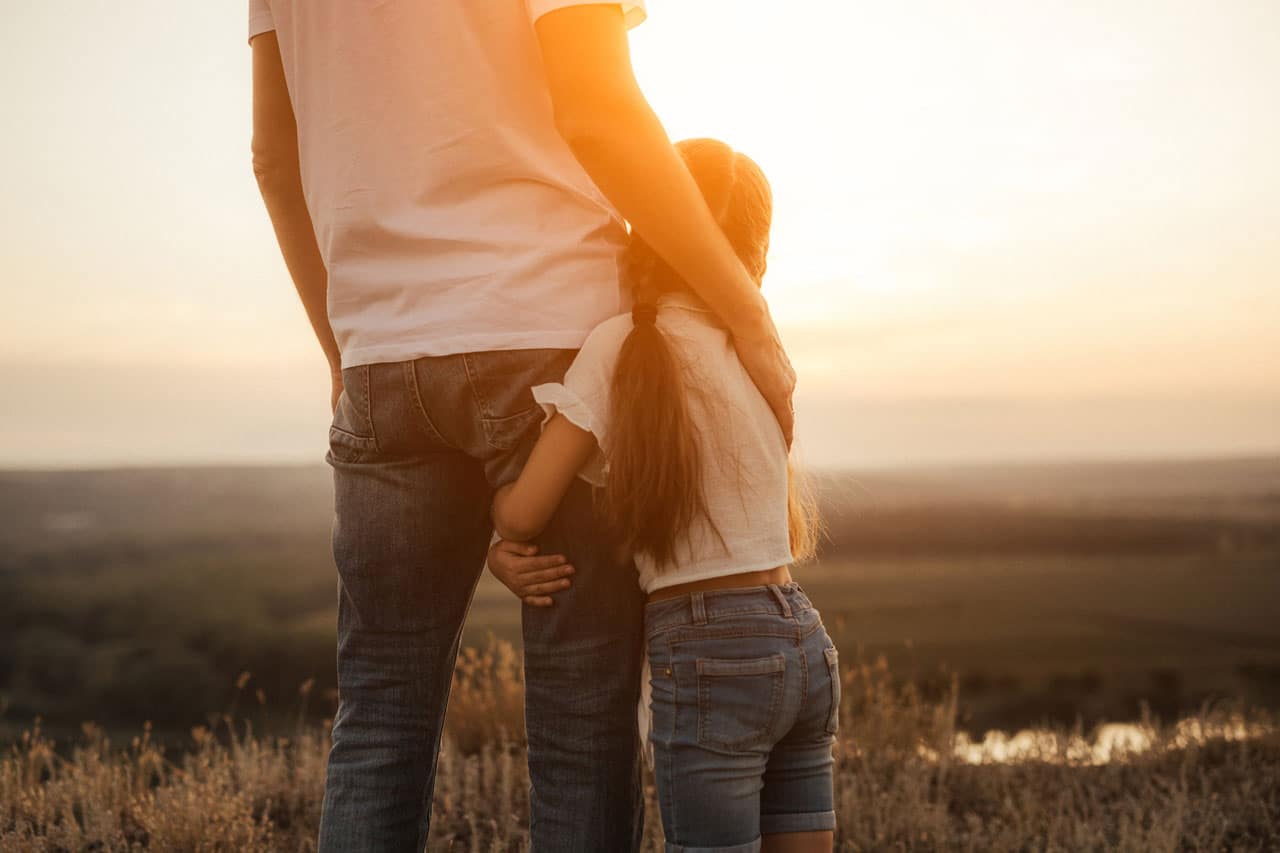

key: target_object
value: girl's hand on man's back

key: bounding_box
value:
[486,539,575,607]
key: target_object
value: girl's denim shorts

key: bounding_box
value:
[645,582,839,853]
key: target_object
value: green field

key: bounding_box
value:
[2,457,1278,741]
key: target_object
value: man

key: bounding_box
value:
[249,1,795,850]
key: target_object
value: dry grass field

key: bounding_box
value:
[1,458,1278,849]
[3,641,1278,851]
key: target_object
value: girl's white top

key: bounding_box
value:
[531,293,794,594]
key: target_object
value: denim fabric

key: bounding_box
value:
[645,584,838,853]
[318,350,645,853]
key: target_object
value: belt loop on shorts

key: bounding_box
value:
[690,592,708,625]
[768,583,792,618]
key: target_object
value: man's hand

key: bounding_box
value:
[486,539,575,607]
[733,320,797,448]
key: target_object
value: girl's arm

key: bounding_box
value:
[492,414,600,542]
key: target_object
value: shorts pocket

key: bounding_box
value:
[824,645,841,735]
[696,654,785,751]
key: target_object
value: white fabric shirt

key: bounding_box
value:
[531,293,795,595]
[248,0,644,368]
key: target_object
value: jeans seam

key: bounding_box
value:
[664,634,679,837]
[708,605,783,619]
[402,361,450,447]
[799,634,810,727]
[459,353,492,419]
[646,621,677,642]
[825,646,841,735]
[770,659,784,740]
[646,606,793,639]
[328,424,376,447]
[359,365,379,452]
[668,627,800,645]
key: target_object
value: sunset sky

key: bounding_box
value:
[1,0,1277,468]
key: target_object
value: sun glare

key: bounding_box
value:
[0,0,1275,466]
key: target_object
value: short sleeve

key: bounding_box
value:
[527,0,646,29]
[531,382,608,486]
[248,0,275,44]
[529,314,631,487]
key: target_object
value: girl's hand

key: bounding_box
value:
[486,539,575,607]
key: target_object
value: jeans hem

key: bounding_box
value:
[760,809,837,834]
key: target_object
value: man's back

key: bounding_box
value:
[249,0,640,368]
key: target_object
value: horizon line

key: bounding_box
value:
[3,448,1278,478]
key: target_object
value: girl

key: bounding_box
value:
[492,138,838,853]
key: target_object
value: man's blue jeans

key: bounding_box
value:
[316,350,645,852]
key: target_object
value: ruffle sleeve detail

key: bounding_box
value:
[531,382,608,487]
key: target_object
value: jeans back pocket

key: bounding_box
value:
[695,654,786,752]
[461,350,576,450]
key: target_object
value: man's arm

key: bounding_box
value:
[250,32,343,410]
[535,5,796,444]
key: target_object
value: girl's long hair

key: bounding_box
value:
[602,138,819,568]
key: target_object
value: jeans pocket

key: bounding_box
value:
[481,405,544,451]
[461,350,575,450]
[328,366,378,464]
[824,645,841,735]
[696,654,785,751]
[327,425,378,465]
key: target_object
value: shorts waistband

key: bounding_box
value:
[643,582,811,635]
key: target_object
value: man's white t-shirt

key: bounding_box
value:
[248,0,645,368]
